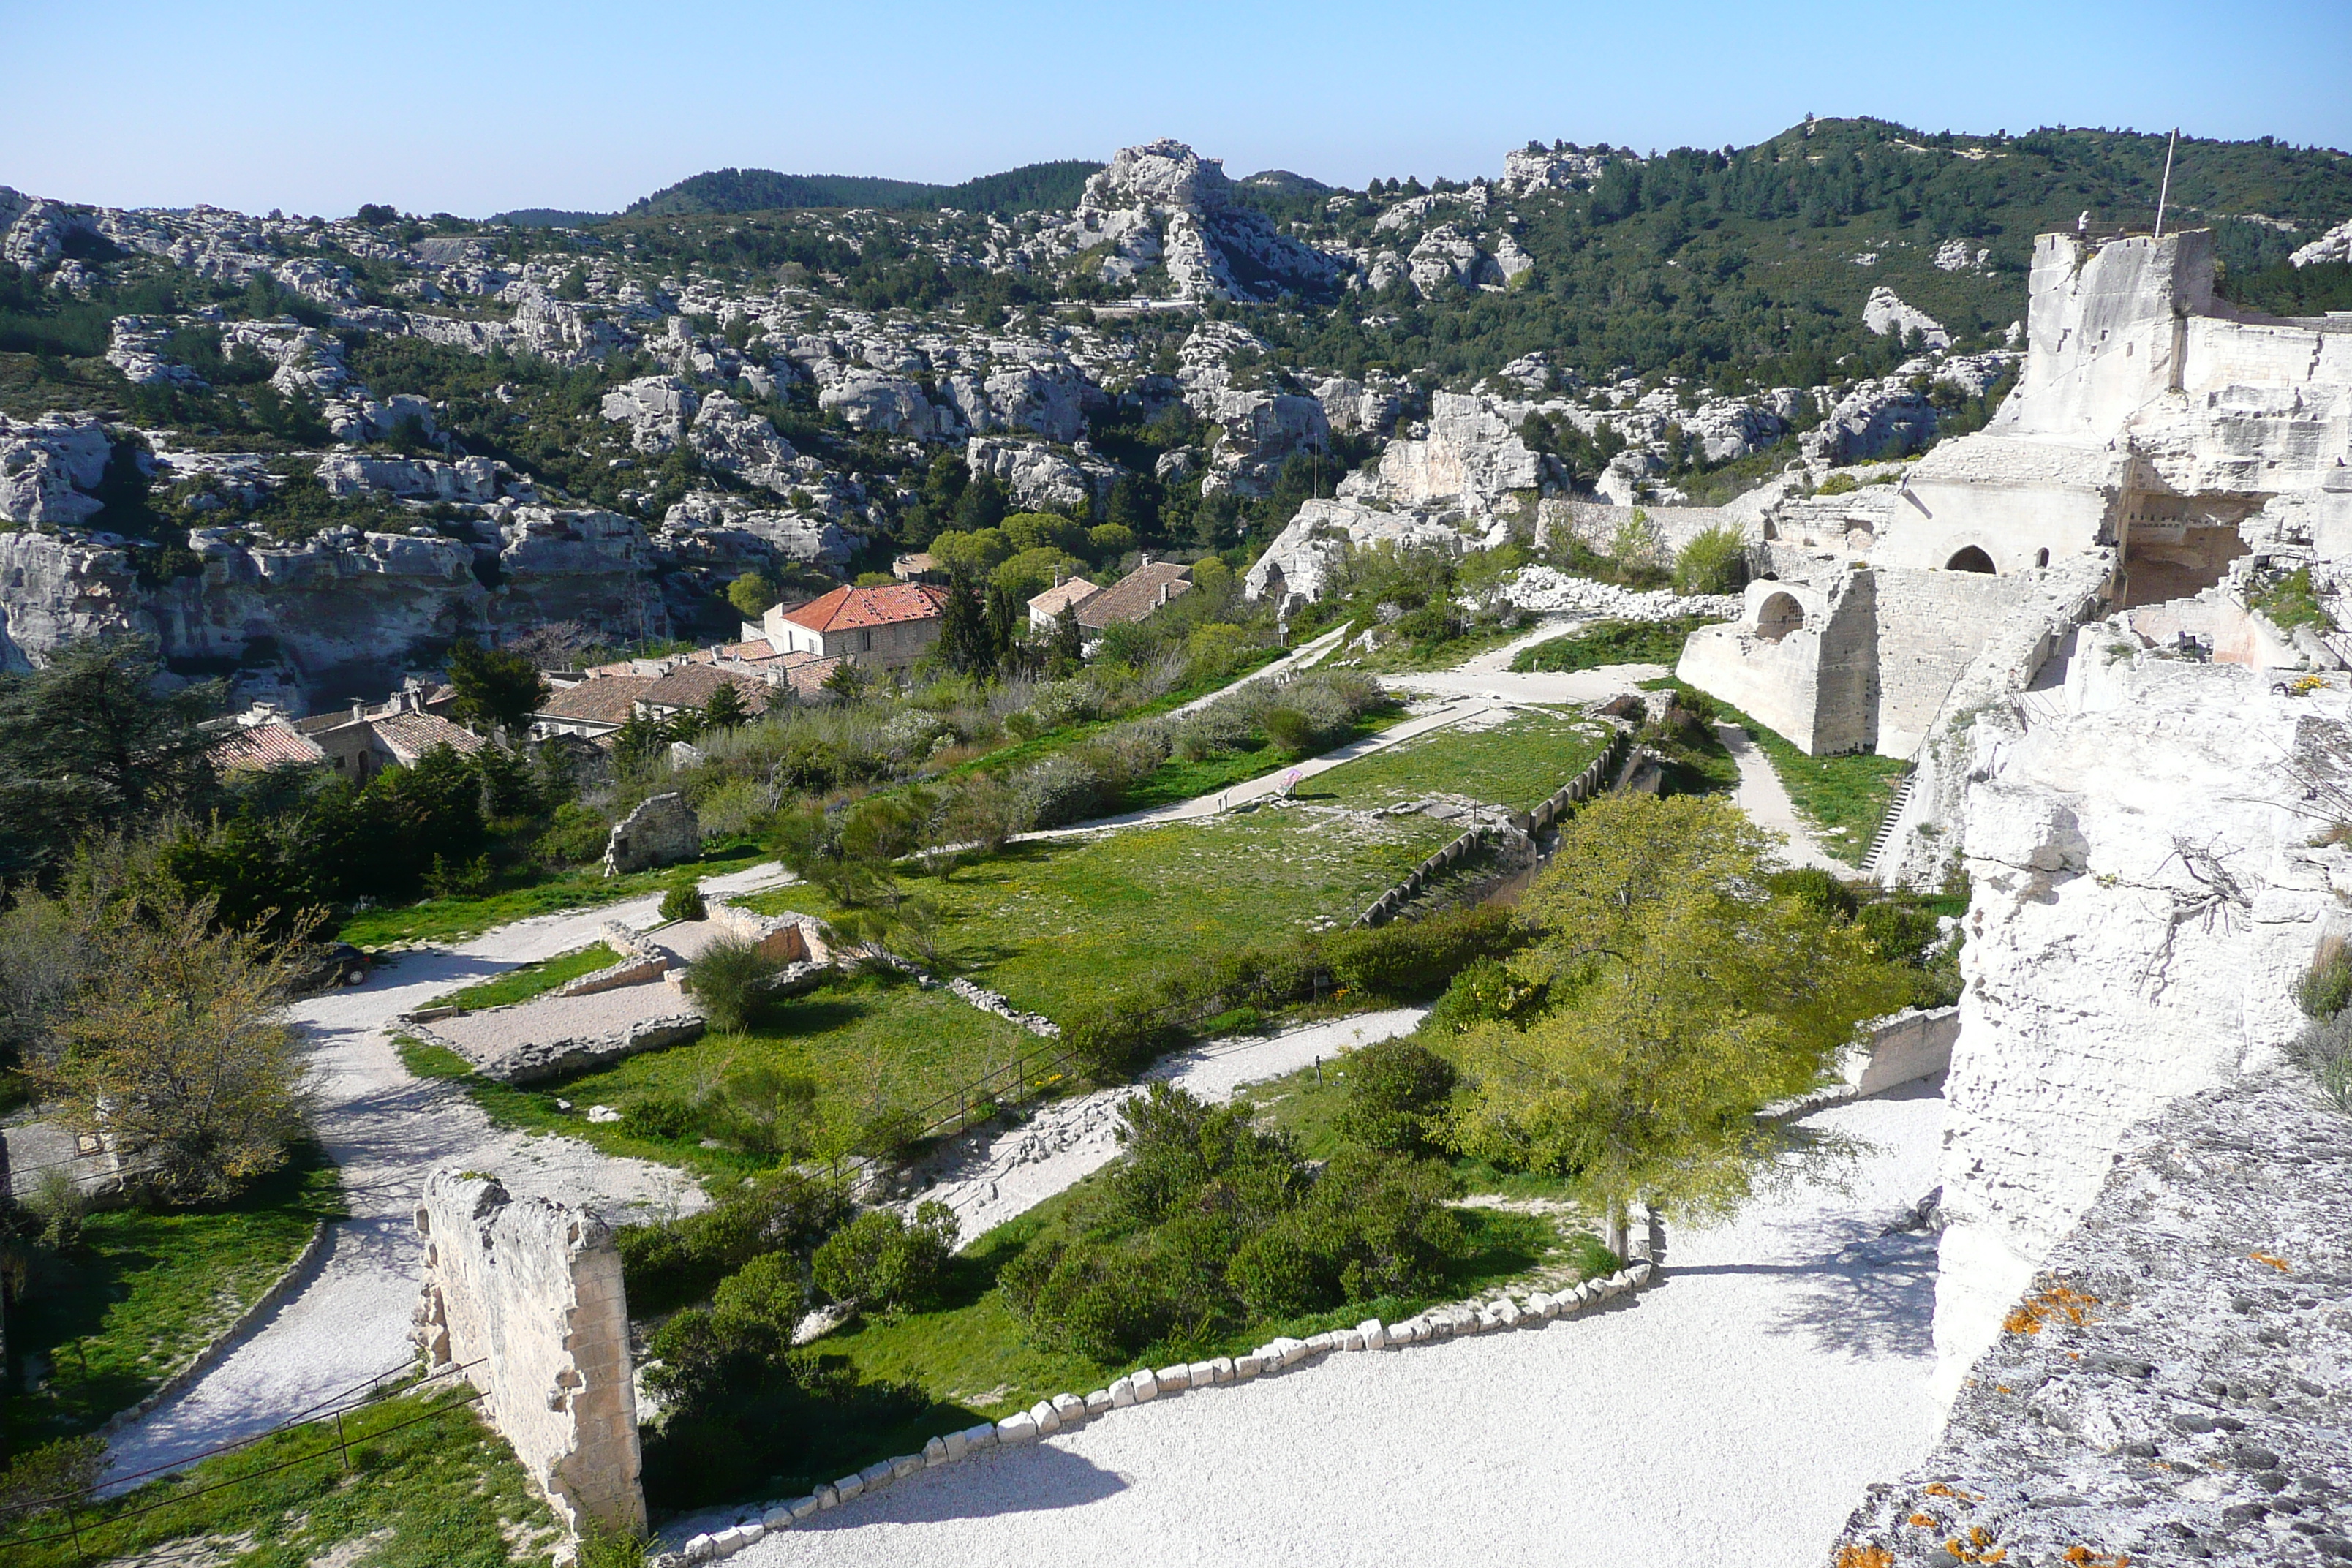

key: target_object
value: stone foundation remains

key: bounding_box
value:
[603,792,700,877]
[413,1171,646,1537]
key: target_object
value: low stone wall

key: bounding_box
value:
[1828,1071,2351,1566]
[413,1171,646,1537]
[407,1009,706,1085]
[1352,728,1628,928]
[658,1231,1665,1564]
[1847,1005,1958,1096]
[603,792,700,878]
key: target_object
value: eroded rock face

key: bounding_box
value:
[1242,498,1469,609]
[0,412,112,525]
[2290,214,2352,269]
[658,490,850,569]
[1863,285,1952,349]
[1064,139,1343,303]
[600,374,698,454]
[1352,391,1544,516]
[1933,658,2345,1401]
[687,393,799,492]
[965,437,1112,513]
[1833,1071,2352,1567]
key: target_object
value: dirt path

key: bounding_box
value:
[98,862,789,1488]
[1714,722,1847,872]
[725,1082,1948,1568]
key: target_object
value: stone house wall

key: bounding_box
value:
[413,1171,646,1536]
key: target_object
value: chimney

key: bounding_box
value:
[350,701,364,724]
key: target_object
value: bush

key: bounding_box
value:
[616,1167,850,1316]
[2290,1012,2352,1112]
[1335,1037,1458,1154]
[855,1104,927,1164]
[621,1091,697,1142]
[682,933,780,1031]
[1319,905,1519,999]
[1769,866,1861,921]
[1422,955,1547,1033]
[659,879,708,922]
[0,1433,107,1521]
[2298,935,2352,1019]
[1013,754,1109,829]
[810,1201,956,1316]
[1673,525,1748,596]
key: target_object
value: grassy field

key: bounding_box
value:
[426,943,618,1011]
[334,846,769,949]
[2,1145,344,1450]
[1303,708,1612,815]
[742,809,1457,1021]
[1509,617,1716,674]
[1117,708,1407,813]
[1735,723,1910,866]
[402,968,1041,1175]
[0,1385,561,1568]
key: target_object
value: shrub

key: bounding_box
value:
[620,1091,697,1142]
[1673,525,1748,596]
[0,1433,107,1521]
[1013,754,1109,829]
[855,1104,927,1164]
[2297,935,2352,1019]
[1319,905,1519,999]
[810,1201,957,1316]
[659,880,707,922]
[1259,706,1315,755]
[1335,1037,1458,1153]
[532,801,614,870]
[616,1167,850,1316]
[2290,1012,2352,1112]
[682,933,780,1031]
[1769,866,1861,921]
[1816,472,1859,496]
[1422,955,1546,1033]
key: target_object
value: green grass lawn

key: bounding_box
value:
[1332,618,1543,675]
[1116,708,1408,813]
[1735,724,1910,865]
[743,809,1457,1021]
[1303,708,1611,814]
[334,846,769,949]
[399,968,1041,1177]
[2,1145,345,1450]
[426,943,617,1011]
[1509,617,1718,674]
[0,1384,561,1568]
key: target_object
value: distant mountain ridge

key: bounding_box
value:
[620,159,1107,219]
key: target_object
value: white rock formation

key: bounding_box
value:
[1349,391,1544,517]
[1242,499,1468,608]
[659,491,850,568]
[2290,216,2352,268]
[1931,656,2341,1401]
[1060,140,1342,302]
[964,437,1112,513]
[600,375,698,454]
[687,394,799,494]
[0,412,112,525]
[1862,286,1952,350]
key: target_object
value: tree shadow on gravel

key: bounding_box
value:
[1672,1220,1937,1360]
[783,1443,1128,1529]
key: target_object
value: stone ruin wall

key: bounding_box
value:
[413,1170,645,1536]
[1870,568,2047,755]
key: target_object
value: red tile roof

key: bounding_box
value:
[208,720,328,773]
[1027,577,1101,617]
[534,674,658,725]
[779,583,948,634]
[370,711,486,764]
[1076,562,1193,630]
[639,664,774,714]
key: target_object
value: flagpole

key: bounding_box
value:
[2153,128,2178,240]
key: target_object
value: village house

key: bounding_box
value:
[633,663,776,723]
[529,674,658,740]
[1074,559,1194,647]
[1025,575,1101,633]
[758,583,948,669]
[205,709,328,775]
[295,688,487,781]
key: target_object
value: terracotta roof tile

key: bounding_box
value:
[639,664,774,713]
[208,721,328,773]
[780,583,949,634]
[1076,562,1194,630]
[1027,577,1101,617]
[534,674,659,725]
[369,711,486,764]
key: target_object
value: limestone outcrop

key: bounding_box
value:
[0,411,112,525]
[1242,499,1469,609]
[1347,391,1545,518]
[964,437,1115,513]
[1059,140,1343,302]
[1861,285,1951,349]
[1926,657,2342,1400]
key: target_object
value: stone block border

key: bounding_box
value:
[654,1240,1659,1564]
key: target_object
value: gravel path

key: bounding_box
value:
[98,864,790,1488]
[911,1009,1427,1239]
[725,1082,1948,1568]
[1715,721,1847,872]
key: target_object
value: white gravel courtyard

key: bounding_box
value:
[724,1082,1947,1568]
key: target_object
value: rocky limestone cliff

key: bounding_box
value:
[1060,140,1343,303]
[1930,655,2345,1402]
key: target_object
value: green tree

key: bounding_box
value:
[1447,793,1907,1253]
[727,570,780,619]
[701,679,753,731]
[0,636,221,878]
[445,638,550,736]
[613,709,671,770]
[937,571,995,676]
[952,472,1009,533]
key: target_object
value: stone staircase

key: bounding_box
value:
[1858,769,1921,882]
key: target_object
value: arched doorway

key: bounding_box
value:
[1755,592,1805,643]
[1945,546,1996,574]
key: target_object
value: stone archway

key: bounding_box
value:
[1945,546,1996,574]
[1755,591,1805,643]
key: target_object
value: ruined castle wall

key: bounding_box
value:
[1994,231,2212,444]
[413,1171,645,1535]
[1676,569,1876,754]
[1872,568,2046,757]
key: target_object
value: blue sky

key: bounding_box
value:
[7,0,2348,217]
